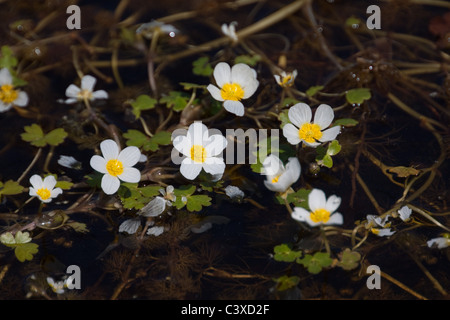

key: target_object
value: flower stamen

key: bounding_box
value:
[310,208,331,223]
[220,83,244,101]
[299,123,322,143]
[0,84,19,104]
[106,159,124,176]
[36,188,51,201]
[190,145,206,163]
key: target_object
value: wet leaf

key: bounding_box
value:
[21,124,67,147]
[44,128,68,146]
[0,180,23,196]
[327,140,341,156]
[186,195,212,212]
[14,243,39,262]
[159,91,190,111]
[124,129,170,152]
[118,183,161,210]
[273,244,302,262]
[130,94,157,119]
[297,251,333,274]
[66,222,89,233]
[306,85,324,97]
[55,180,73,190]
[338,248,361,270]
[234,54,261,66]
[0,45,18,69]
[192,56,213,76]
[388,166,420,178]
[273,275,300,291]
[345,88,371,104]
[333,118,359,127]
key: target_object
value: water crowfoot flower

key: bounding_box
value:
[291,188,343,227]
[0,68,28,112]
[427,236,450,249]
[29,175,63,203]
[397,205,412,221]
[282,103,341,147]
[90,139,141,195]
[172,121,227,180]
[207,62,259,116]
[365,214,395,237]
[274,70,297,88]
[262,154,301,193]
[62,75,108,104]
[221,21,238,43]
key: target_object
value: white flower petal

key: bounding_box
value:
[325,195,341,213]
[284,157,301,184]
[119,218,141,234]
[206,84,224,102]
[118,146,141,167]
[90,155,107,174]
[147,226,164,236]
[213,62,231,88]
[81,75,97,91]
[42,175,57,190]
[173,135,192,158]
[326,212,343,226]
[29,187,37,197]
[202,157,226,176]
[100,139,120,161]
[204,134,227,157]
[319,126,340,143]
[303,140,321,148]
[50,187,63,199]
[0,102,11,112]
[230,64,254,86]
[262,154,284,178]
[288,103,312,127]
[140,196,166,217]
[0,68,12,85]
[282,123,301,145]
[398,205,412,221]
[14,91,28,107]
[180,158,202,180]
[63,98,78,104]
[118,167,141,183]
[291,207,314,225]
[65,84,80,98]
[223,100,244,116]
[91,90,108,100]
[29,175,43,190]
[187,121,209,145]
[101,174,120,195]
[313,104,334,129]
[308,189,327,212]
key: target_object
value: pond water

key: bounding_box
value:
[0,0,449,300]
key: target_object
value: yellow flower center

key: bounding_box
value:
[190,145,206,163]
[281,75,293,87]
[310,208,331,223]
[36,188,51,201]
[271,175,280,184]
[0,84,18,104]
[106,159,124,176]
[299,123,323,143]
[220,83,244,101]
[77,89,93,101]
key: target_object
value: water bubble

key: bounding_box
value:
[169,31,176,38]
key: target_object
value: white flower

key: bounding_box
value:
[370,227,395,237]
[291,188,343,227]
[29,175,63,203]
[427,237,450,249]
[224,185,245,200]
[0,231,32,245]
[221,21,238,43]
[262,154,301,193]
[136,20,178,38]
[47,277,65,294]
[63,75,108,104]
[172,121,227,180]
[159,185,176,204]
[147,226,164,236]
[90,139,141,195]
[274,70,297,88]
[365,214,395,237]
[0,68,28,112]
[207,62,259,117]
[397,205,412,222]
[282,103,341,147]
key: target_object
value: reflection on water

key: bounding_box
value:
[0,0,449,300]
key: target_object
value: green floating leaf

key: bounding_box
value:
[123,129,171,152]
[66,222,90,233]
[186,194,212,212]
[345,16,362,28]
[118,183,162,210]
[130,94,157,119]
[345,88,371,105]
[273,244,302,262]
[0,45,18,69]
[21,124,67,147]
[234,54,261,66]
[273,275,300,291]
[55,180,74,190]
[338,248,361,271]
[333,118,359,127]
[192,56,213,77]
[159,91,190,112]
[14,243,39,262]
[297,251,333,274]
[327,140,341,156]
[306,85,324,97]
[173,185,211,212]
[0,180,24,196]
[285,188,311,209]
